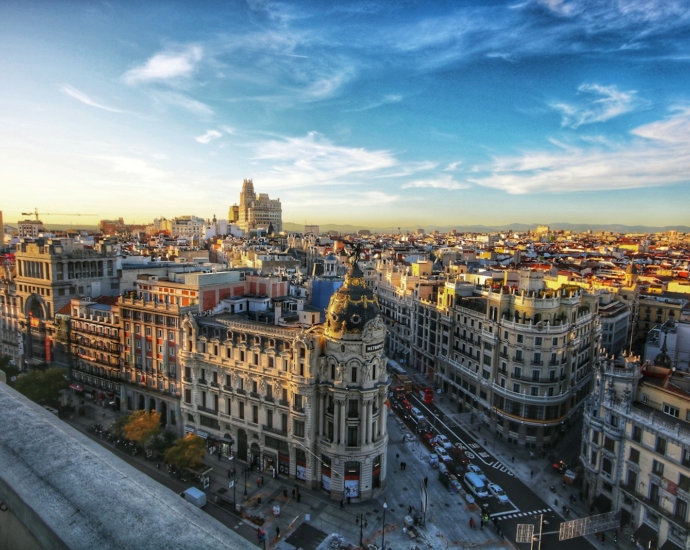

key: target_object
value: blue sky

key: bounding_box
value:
[1,0,689,229]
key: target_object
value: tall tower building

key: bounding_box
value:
[234,179,282,234]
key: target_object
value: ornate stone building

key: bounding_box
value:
[230,179,282,235]
[179,261,389,501]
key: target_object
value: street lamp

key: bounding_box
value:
[356,513,368,548]
[381,501,388,550]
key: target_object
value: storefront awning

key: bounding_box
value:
[69,383,84,391]
[197,430,209,439]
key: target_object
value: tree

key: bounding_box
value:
[109,413,133,437]
[14,367,67,404]
[150,430,177,455]
[164,434,206,471]
[123,410,161,449]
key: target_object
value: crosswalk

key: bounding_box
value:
[491,509,553,521]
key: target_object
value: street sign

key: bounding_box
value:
[559,510,621,541]
[228,480,235,488]
[202,476,210,489]
[516,524,534,544]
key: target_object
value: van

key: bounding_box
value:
[464,472,488,498]
[409,407,425,423]
[181,487,207,508]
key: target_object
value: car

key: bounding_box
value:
[466,464,487,481]
[553,460,568,474]
[435,434,452,450]
[400,398,413,411]
[422,433,437,447]
[450,479,463,494]
[435,446,452,463]
[450,444,470,465]
[488,483,510,504]
[409,406,425,422]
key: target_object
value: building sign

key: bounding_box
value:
[30,316,40,328]
[45,338,51,363]
[279,454,290,475]
[661,477,678,496]
[365,343,383,353]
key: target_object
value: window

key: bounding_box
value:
[675,499,688,522]
[531,387,539,396]
[517,335,524,343]
[347,426,358,446]
[603,437,615,452]
[663,403,680,418]
[683,449,690,468]
[266,384,272,400]
[591,431,600,445]
[184,389,191,403]
[679,474,690,492]
[552,338,558,345]
[535,337,542,346]
[656,437,667,455]
[632,425,642,443]
[282,414,288,432]
[652,460,665,476]
[351,367,357,384]
[531,370,540,381]
[348,399,359,418]
[590,450,597,465]
[252,406,258,424]
[294,420,305,437]
[513,383,521,393]
[629,447,640,464]
[239,402,244,420]
[650,482,660,505]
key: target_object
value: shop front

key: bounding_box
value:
[321,455,332,493]
[296,448,307,482]
[263,451,277,476]
[278,452,290,476]
[344,461,360,500]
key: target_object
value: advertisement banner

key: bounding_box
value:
[45,337,51,363]
[344,478,359,499]
[322,473,331,491]
[296,461,306,481]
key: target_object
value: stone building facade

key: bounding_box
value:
[179,263,389,501]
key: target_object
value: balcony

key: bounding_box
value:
[513,356,524,364]
[293,405,305,414]
[278,399,289,407]
[500,352,509,359]
[249,391,260,400]
[263,425,287,437]
[619,483,690,530]
[235,388,245,395]
[210,381,220,388]
[223,384,233,392]
[198,379,207,386]
[531,360,543,366]
[264,397,275,404]
[197,406,218,415]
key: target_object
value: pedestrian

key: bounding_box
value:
[530,469,534,478]
[400,461,404,470]
[156,462,160,470]
[347,496,351,505]
[228,469,231,478]
[408,506,413,515]
[292,489,296,499]
[480,519,484,529]
[424,476,428,487]
[396,453,400,460]
[257,527,262,541]
[256,478,260,488]
[340,499,345,509]
[283,489,288,499]
[276,526,280,539]
[469,517,475,529]
[511,456,515,463]
[297,493,301,503]
[404,461,407,470]
[261,475,264,485]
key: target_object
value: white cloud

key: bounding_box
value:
[97,156,170,182]
[60,84,122,113]
[445,161,462,171]
[347,94,403,112]
[402,175,469,190]
[195,130,222,144]
[471,109,690,194]
[252,131,397,187]
[551,83,641,128]
[151,91,214,116]
[124,45,203,85]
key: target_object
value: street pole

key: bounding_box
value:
[244,467,248,497]
[356,513,368,548]
[381,501,388,550]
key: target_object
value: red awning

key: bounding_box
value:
[69,383,83,391]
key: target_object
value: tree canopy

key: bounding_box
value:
[164,434,206,470]
[14,367,67,404]
[110,413,133,437]
[123,410,161,447]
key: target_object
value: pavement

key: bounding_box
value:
[61,392,631,550]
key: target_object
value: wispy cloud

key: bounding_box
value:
[252,131,397,187]
[151,91,213,116]
[347,94,403,112]
[551,83,642,128]
[402,175,469,190]
[60,84,122,113]
[445,161,462,171]
[97,156,170,182]
[195,130,222,144]
[124,45,203,85]
[471,109,690,194]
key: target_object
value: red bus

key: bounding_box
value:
[419,387,434,404]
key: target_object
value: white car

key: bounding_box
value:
[466,464,488,481]
[435,434,452,450]
[488,483,509,504]
[435,446,452,463]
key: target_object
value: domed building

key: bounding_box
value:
[316,261,390,500]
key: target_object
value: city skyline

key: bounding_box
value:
[2,1,689,227]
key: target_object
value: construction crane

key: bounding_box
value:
[21,208,98,221]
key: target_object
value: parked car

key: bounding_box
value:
[488,483,509,505]
[435,434,452,450]
[553,460,568,474]
[435,446,452,463]
[466,464,488,482]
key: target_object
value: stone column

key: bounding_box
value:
[339,399,346,445]
[318,393,324,437]
[333,399,340,443]
[360,399,367,446]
